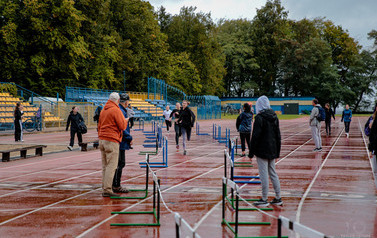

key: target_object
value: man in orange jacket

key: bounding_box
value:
[98,92,128,197]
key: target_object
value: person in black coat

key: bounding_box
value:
[170,102,182,149]
[66,106,84,150]
[177,100,196,155]
[236,103,253,158]
[14,102,24,142]
[249,96,282,207]
[368,109,377,188]
[324,103,335,136]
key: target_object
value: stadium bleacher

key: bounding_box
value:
[0,92,61,130]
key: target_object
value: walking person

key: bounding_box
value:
[93,103,103,125]
[236,103,253,158]
[126,104,135,129]
[341,104,352,138]
[310,99,323,152]
[14,102,24,142]
[249,96,282,207]
[170,102,182,149]
[112,93,133,194]
[66,106,84,151]
[324,103,335,136]
[98,92,128,197]
[177,100,196,155]
[163,105,172,132]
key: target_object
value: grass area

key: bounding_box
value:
[221,113,308,120]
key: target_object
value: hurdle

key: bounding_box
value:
[196,122,209,136]
[227,141,260,184]
[222,177,273,238]
[175,213,201,238]
[110,157,161,227]
[144,120,156,135]
[278,216,327,238]
[134,118,144,132]
[140,136,168,168]
[218,128,230,145]
[229,137,253,167]
[143,125,162,148]
[224,150,270,211]
[111,154,150,199]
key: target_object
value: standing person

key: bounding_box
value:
[177,100,196,155]
[163,105,172,132]
[14,102,24,142]
[170,102,182,149]
[66,106,84,151]
[368,109,377,188]
[112,93,133,194]
[341,104,352,138]
[236,103,253,158]
[249,96,282,207]
[126,104,135,129]
[98,92,128,197]
[324,103,335,136]
[310,99,322,152]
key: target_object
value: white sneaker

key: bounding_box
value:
[67,146,73,151]
[346,133,349,138]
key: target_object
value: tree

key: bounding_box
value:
[0,0,90,96]
[217,19,259,97]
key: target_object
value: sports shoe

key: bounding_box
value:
[240,154,246,157]
[113,187,129,193]
[270,198,283,206]
[183,150,187,155]
[102,192,120,197]
[67,146,73,151]
[176,145,179,149]
[313,148,319,152]
[346,133,349,138]
[253,199,269,207]
[318,147,322,152]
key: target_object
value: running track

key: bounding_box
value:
[0,117,376,237]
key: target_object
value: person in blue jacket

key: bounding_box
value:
[341,104,352,138]
[236,103,253,158]
[112,93,133,193]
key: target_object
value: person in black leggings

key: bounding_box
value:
[66,106,84,150]
[177,100,196,155]
[236,103,253,158]
[324,103,335,136]
[170,102,182,149]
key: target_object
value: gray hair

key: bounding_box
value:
[109,92,120,102]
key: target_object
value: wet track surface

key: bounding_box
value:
[0,117,376,237]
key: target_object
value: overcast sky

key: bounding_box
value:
[148,0,376,49]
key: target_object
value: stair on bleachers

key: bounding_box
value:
[131,98,164,118]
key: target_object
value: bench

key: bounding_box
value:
[79,140,99,151]
[1,145,47,162]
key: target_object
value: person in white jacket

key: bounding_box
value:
[163,106,172,132]
[310,99,322,152]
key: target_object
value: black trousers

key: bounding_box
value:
[113,149,125,187]
[239,132,251,152]
[174,123,181,145]
[70,129,82,146]
[325,120,331,135]
[14,120,21,141]
[344,121,351,133]
[165,120,172,131]
[129,118,134,128]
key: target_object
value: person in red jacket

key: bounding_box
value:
[98,92,128,197]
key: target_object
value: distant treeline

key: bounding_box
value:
[0,0,376,111]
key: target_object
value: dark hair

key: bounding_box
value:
[243,103,251,113]
[313,99,318,105]
[72,106,76,111]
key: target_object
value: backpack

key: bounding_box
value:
[78,121,87,134]
[365,116,373,136]
[93,106,102,122]
[316,106,326,122]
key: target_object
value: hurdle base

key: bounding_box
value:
[234,180,261,184]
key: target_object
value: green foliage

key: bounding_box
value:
[0,83,17,96]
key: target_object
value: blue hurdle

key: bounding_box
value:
[228,139,260,184]
[133,118,144,132]
[196,122,209,136]
[140,136,168,168]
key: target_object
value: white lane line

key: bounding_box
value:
[357,118,376,179]
[295,127,344,224]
